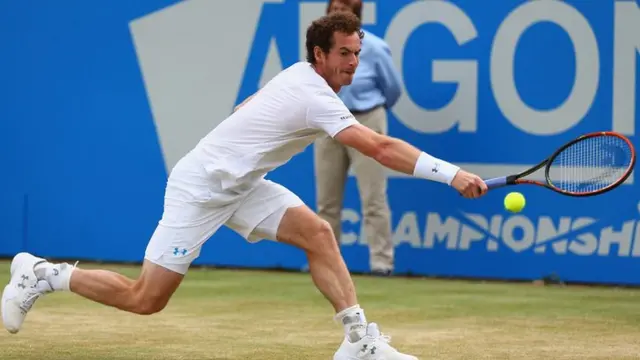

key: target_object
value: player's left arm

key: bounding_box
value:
[334,124,430,179]
[334,124,487,198]
[306,88,486,197]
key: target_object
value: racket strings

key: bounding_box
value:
[549,135,632,193]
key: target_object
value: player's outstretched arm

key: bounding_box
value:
[334,124,487,198]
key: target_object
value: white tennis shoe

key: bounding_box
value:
[334,323,419,360]
[2,252,52,334]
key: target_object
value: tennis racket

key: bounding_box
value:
[483,131,636,197]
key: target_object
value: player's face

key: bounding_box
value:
[324,31,361,89]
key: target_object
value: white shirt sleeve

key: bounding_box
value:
[306,89,358,138]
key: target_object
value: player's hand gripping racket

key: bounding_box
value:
[483,131,636,197]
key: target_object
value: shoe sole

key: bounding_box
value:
[2,284,20,334]
[3,252,44,334]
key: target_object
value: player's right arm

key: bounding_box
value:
[334,124,487,198]
[306,88,486,198]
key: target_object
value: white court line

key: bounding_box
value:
[349,163,635,185]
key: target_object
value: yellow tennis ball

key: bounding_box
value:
[504,192,526,213]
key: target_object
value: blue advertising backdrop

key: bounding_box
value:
[1,0,639,285]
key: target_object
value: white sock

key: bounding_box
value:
[335,304,367,342]
[33,261,76,291]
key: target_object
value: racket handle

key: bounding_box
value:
[485,177,508,190]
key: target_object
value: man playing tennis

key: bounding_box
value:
[2,12,487,359]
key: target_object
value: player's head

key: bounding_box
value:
[326,0,362,20]
[305,11,363,91]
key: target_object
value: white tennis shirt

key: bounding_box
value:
[191,61,359,192]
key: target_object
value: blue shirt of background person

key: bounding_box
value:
[337,29,403,112]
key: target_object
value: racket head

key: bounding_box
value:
[542,131,636,196]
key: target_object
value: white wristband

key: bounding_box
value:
[413,152,460,185]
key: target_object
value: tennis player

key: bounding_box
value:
[2,12,487,360]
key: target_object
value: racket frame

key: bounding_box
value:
[484,131,636,197]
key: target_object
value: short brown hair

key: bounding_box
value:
[305,11,364,64]
[326,0,363,20]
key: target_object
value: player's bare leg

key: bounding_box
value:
[69,260,183,314]
[2,253,183,334]
[276,205,357,312]
[275,205,417,359]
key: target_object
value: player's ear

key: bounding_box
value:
[313,46,325,64]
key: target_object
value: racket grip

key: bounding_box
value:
[485,177,508,190]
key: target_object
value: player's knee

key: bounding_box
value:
[305,219,339,256]
[132,291,169,315]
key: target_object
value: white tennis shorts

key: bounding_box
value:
[144,155,304,274]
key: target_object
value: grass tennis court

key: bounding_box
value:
[0,261,639,359]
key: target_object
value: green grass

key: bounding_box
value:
[1,261,639,359]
